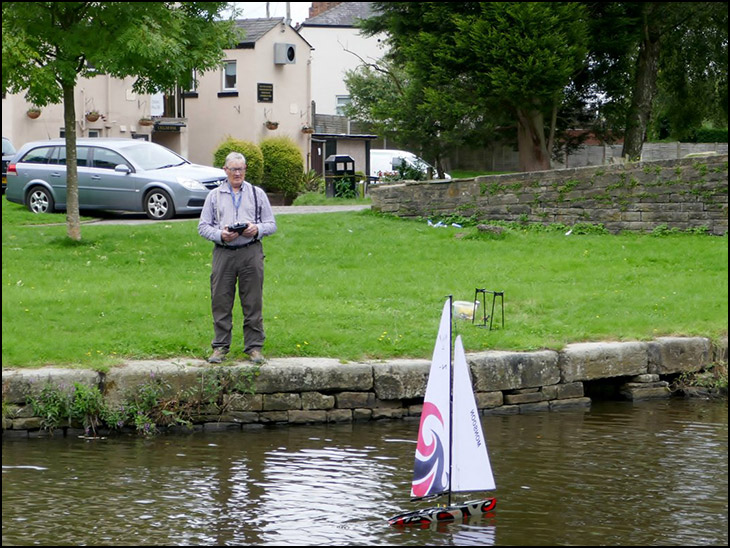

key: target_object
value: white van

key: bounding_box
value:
[369,149,451,181]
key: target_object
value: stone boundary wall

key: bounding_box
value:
[369,155,728,235]
[450,141,729,172]
[2,336,726,437]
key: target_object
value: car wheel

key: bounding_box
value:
[144,189,175,220]
[27,186,54,214]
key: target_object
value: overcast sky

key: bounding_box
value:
[233,2,313,26]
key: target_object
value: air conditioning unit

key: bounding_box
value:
[274,43,296,64]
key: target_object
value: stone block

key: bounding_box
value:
[475,391,503,409]
[549,397,591,411]
[336,391,376,409]
[223,393,263,411]
[263,392,301,411]
[224,411,259,423]
[470,350,560,391]
[372,360,430,400]
[326,409,353,423]
[518,401,550,414]
[560,341,648,382]
[505,391,547,405]
[353,408,373,421]
[647,337,712,374]
[372,407,406,420]
[301,391,335,410]
[258,411,288,424]
[288,410,328,424]
[253,359,373,393]
[2,367,100,404]
[555,382,584,399]
[103,362,207,407]
[620,383,671,400]
[484,405,520,415]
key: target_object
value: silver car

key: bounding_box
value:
[5,138,226,220]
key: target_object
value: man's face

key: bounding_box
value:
[225,162,246,186]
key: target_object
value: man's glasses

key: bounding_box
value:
[226,167,245,173]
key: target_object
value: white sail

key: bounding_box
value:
[410,299,452,498]
[451,335,496,492]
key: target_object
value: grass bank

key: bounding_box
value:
[2,197,727,370]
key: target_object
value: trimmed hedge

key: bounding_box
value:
[213,137,264,186]
[690,127,728,143]
[260,136,304,199]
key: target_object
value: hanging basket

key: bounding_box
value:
[301,125,315,134]
[27,109,41,119]
[264,121,279,130]
[85,112,101,122]
[139,118,154,127]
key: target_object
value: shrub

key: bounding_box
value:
[260,136,304,200]
[213,137,264,186]
[689,127,728,143]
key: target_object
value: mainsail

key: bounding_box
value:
[411,299,452,498]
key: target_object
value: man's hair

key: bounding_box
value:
[224,151,247,167]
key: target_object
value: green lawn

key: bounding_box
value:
[2,196,727,369]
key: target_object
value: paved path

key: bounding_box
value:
[82,204,370,225]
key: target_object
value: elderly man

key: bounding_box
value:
[198,152,277,364]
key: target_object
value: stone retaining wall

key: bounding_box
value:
[369,155,728,235]
[2,336,726,437]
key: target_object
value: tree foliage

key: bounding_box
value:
[2,2,238,240]
[583,2,728,159]
[351,2,727,171]
[354,2,588,172]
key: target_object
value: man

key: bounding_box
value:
[198,152,277,364]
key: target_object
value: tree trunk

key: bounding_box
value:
[516,107,551,172]
[622,6,661,161]
[63,83,82,241]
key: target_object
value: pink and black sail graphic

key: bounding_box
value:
[411,402,449,497]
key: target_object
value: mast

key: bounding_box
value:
[447,294,454,507]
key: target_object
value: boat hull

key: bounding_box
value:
[388,497,496,527]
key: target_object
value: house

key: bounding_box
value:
[2,75,158,150]
[184,18,314,167]
[299,2,384,116]
[298,2,385,177]
[2,18,315,170]
[3,11,385,179]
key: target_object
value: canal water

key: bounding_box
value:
[2,398,727,546]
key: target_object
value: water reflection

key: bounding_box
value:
[2,399,727,546]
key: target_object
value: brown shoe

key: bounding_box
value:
[248,349,265,364]
[208,347,229,364]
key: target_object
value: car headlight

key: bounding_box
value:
[177,177,207,191]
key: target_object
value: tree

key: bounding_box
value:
[2,2,237,240]
[583,2,728,159]
[357,2,589,172]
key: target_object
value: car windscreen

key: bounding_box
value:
[122,143,188,171]
[2,138,16,156]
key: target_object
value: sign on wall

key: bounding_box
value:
[257,83,273,103]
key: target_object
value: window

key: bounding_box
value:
[46,146,90,167]
[20,147,52,164]
[336,95,351,116]
[222,61,236,91]
[92,148,127,170]
[185,69,198,93]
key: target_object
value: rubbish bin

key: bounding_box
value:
[324,154,356,198]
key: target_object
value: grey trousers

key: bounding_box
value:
[210,242,265,353]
